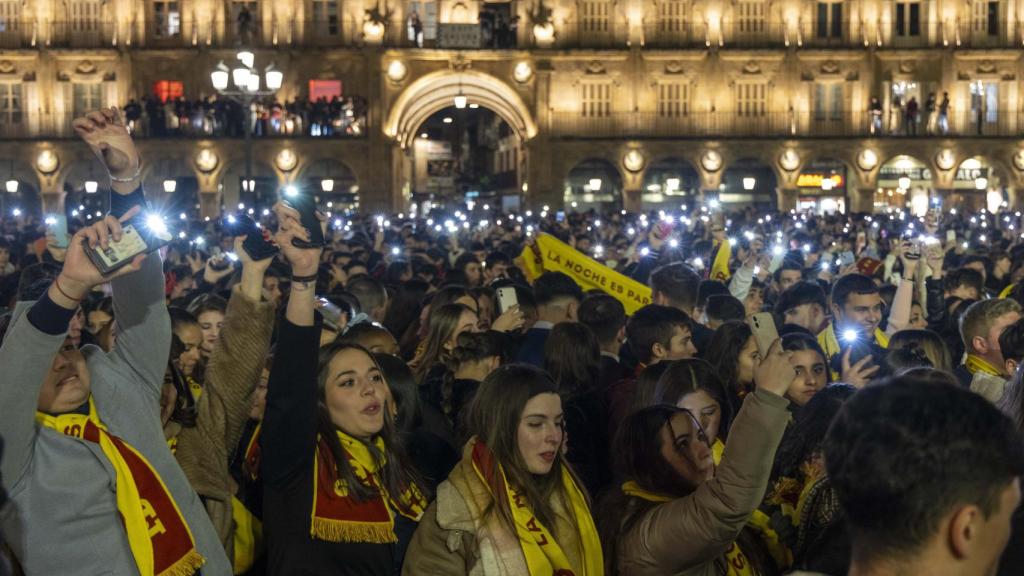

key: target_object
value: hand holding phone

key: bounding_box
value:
[281,188,325,248]
[497,286,519,315]
[747,312,779,357]
[224,214,279,261]
[82,209,170,276]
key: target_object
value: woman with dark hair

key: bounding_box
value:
[543,322,609,495]
[375,353,459,492]
[383,279,430,353]
[404,364,604,575]
[781,333,831,405]
[758,384,857,574]
[636,359,734,458]
[442,330,506,430]
[704,321,761,413]
[886,329,953,373]
[262,207,427,575]
[85,295,116,351]
[630,361,674,411]
[188,292,228,358]
[596,340,795,575]
[410,302,480,405]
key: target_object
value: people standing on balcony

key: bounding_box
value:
[237,5,254,44]
[410,11,423,47]
[869,96,883,134]
[890,93,904,134]
[925,92,938,134]
[939,91,951,134]
[905,96,919,136]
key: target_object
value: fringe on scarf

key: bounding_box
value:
[310,518,398,544]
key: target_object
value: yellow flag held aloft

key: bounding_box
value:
[517,233,652,314]
[710,238,732,282]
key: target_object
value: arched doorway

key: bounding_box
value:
[143,157,199,218]
[796,157,848,215]
[720,158,777,209]
[564,159,623,212]
[877,155,932,213]
[641,157,700,211]
[406,105,523,212]
[951,156,1006,213]
[386,70,537,211]
[300,158,359,212]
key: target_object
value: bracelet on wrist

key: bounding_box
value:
[54,277,84,303]
[291,272,318,283]
[109,163,142,183]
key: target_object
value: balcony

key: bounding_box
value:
[550,110,1024,139]
[48,20,117,49]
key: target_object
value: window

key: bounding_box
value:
[73,83,102,118]
[581,0,610,33]
[152,0,180,38]
[70,0,101,32]
[972,1,999,36]
[814,83,843,121]
[735,82,766,117]
[407,0,438,42]
[0,83,21,124]
[658,0,686,35]
[0,1,21,33]
[815,2,842,38]
[312,0,339,36]
[152,80,184,103]
[658,82,690,117]
[581,82,611,117]
[895,2,920,37]
[737,1,765,34]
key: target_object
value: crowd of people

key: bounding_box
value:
[0,107,1023,576]
[123,94,369,139]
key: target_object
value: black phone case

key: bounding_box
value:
[83,223,171,276]
[284,193,324,248]
[226,215,280,261]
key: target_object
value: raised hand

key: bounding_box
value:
[72,107,140,184]
[56,206,145,304]
[840,348,879,388]
[491,304,525,333]
[753,338,797,399]
[273,201,323,277]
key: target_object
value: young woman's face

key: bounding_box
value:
[87,310,113,336]
[909,303,928,329]
[197,310,225,355]
[445,310,480,350]
[516,392,564,475]
[677,390,722,446]
[174,324,203,377]
[736,336,761,387]
[323,348,388,439]
[787,349,828,406]
[659,412,714,487]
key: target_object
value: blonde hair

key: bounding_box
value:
[959,299,1022,350]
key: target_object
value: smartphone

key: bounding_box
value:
[555,211,565,223]
[317,296,344,332]
[223,214,279,261]
[946,230,957,244]
[747,312,778,357]
[281,188,325,249]
[832,327,876,373]
[840,251,855,267]
[497,286,518,315]
[83,223,171,276]
[45,214,69,249]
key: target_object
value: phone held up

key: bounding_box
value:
[496,286,519,315]
[747,312,778,357]
[222,213,279,261]
[281,186,325,249]
[83,214,174,276]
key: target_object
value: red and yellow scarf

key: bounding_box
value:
[37,397,205,576]
[311,430,427,544]
[471,439,604,576]
[243,421,262,482]
[621,481,755,576]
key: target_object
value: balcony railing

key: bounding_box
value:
[549,110,1024,139]
[0,17,1019,50]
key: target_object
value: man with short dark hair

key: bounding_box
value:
[577,293,630,387]
[649,262,713,355]
[775,281,828,335]
[818,273,889,366]
[347,276,389,322]
[484,252,511,284]
[705,294,745,329]
[515,271,583,366]
[825,377,1024,576]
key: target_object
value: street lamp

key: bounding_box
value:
[321,179,335,193]
[210,50,284,200]
[743,177,756,191]
[163,179,177,193]
[84,180,99,194]
[5,180,17,193]
[588,178,602,191]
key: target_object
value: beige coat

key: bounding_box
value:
[403,446,590,576]
[173,287,275,554]
[615,389,791,576]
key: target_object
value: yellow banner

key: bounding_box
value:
[517,233,652,314]
[711,238,732,282]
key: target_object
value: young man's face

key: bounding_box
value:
[982,311,1022,365]
[777,270,802,293]
[664,325,697,361]
[835,292,884,336]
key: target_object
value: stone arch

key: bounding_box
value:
[563,157,624,211]
[385,69,538,149]
[297,157,360,198]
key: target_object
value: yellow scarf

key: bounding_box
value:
[310,430,427,544]
[187,375,202,401]
[965,354,1004,377]
[818,323,889,379]
[621,481,756,576]
[36,398,204,576]
[471,439,603,576]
